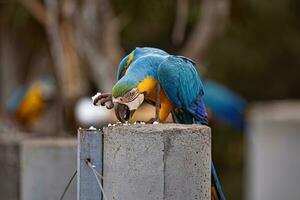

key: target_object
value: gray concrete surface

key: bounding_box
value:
[21,139,77,200]
[0,132,77,200]
[0,131,27,200]
[103,124,211,200]
[247,101,300,200]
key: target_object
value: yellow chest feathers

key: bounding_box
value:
[137,77,167,102]
[137,77,173,121]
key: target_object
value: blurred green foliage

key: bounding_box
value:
[113,0,176,50]
[207,0,300,101]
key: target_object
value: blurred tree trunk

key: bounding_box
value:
[172,0,189,45]
[74,0,123,91]
[0,31,22,112]
[18,0,230,93]
[20,0,124,93]
[98,0,124,65]
[19,0,124,132]
[44,0,87,100]
[180,0,230,63]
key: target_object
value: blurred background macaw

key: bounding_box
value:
[203,80,247,130]
[6,76,56,126]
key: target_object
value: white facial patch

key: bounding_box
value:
[126,94,144,110]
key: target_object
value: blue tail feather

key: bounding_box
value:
[187,94,208,125]
[212,162,226,200]
[188,94,226,200]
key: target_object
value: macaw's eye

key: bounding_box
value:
[124,89,138,102]
[129,91,135,97]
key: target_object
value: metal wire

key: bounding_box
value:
[59,170,77,200]
[86,161,108,200]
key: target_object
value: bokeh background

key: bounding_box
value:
[1,0,300,199]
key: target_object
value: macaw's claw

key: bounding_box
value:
[92,93,114,109]
[105,101,114,109]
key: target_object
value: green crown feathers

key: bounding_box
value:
[112,82,135,97]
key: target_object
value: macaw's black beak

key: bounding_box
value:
[114,102,136,123]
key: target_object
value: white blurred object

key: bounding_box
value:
[75,97,111,126]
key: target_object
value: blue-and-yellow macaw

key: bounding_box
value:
[93,47,226,200]
[6,76,56,125]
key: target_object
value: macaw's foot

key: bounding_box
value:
[92,93,114,109]
[146,118,159,124]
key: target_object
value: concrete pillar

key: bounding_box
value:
[103,124,211,200]
[247,101,300,200]
[0,131,77,200]
[0,132,27,200]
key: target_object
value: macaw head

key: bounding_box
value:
[112,47,165,122]
[112,79,145,122]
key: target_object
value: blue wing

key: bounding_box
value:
[158,56,208,124]
[158,55,225,200]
